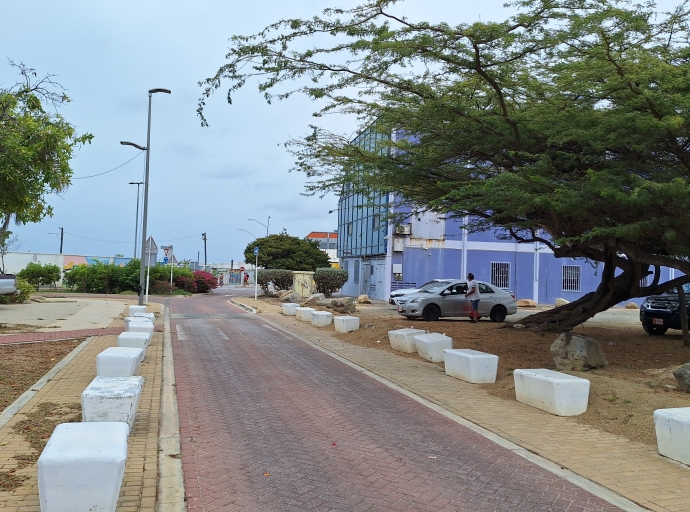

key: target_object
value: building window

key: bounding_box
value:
[491,262,510,289]
[354,261,359,284]
[372,214,380,230]
[347,223,353,236]
[562,265,581,292]
[639,275,650,288]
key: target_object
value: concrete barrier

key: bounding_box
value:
[311,311,333,327]
[125,318,154,335]
[654,407,690,466]
[443,349,498,383]
[295,307,316,322]
[513,369,590,416]
[38,422,129,512]
[117,332,150,362]
[82,376,144,430]
[388,328,426,353]
[129,305,147,316]
[282,303,300,316]
[334,316,360,333]
[414,333,453,362]
[97,347,144,377]
[133,312,155,321]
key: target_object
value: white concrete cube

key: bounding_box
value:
[444,349,499,384]
[654,407,690,466]
[388,328,427,353]
[97,347,144,377]
[334,316,360,333]
[129,305,147,316]
[82,376,144,430]
[514,369,590,416]
[295,307,316,321]
[414,333,453,362]
[282,303,300,316]
[117,332,151,362]
[125,318,154,334]
[133,312,155,321]
[311,311,333,327]
[38,422,128,512]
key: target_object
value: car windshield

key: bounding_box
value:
[419,281,453,294]
[420,280,438,288]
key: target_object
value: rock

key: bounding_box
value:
[280,292,300,303]
[625,302,639,310]
[512,324,526,329]
[305,293,326,304]
[330,297,357,314]
[550,332,608,371]
[664,384,677,392]
[517,299,537,308]
[357,294,372,304]
[673,363,690,393]
[554,298,570,308]
[278,290,293,299]
[363,323,375,329]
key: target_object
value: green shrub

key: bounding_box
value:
[17,262,61,290]
[0,278,34,304]
[256,269,293,294]
[314,268,348,297]
[150,280,175,295]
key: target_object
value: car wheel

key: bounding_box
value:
[489,305,507,322]
[422,305,441,321]
[642,324,668,336]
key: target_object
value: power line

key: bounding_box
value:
[72,151,144,180]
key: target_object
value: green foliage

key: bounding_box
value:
[193,271,218,293]
[256,269,293,294]
[244,232,331,271]
[17,262,61,290]
[314,267,348,297]
[0,278,33,304]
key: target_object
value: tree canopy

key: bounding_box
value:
[0,62,92,242]
[201,0,690,329]
[244,232,331,271]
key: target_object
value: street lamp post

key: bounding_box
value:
[129,182,144,259]
[237,229,257,239]
[248,217,270,237]
[121,87,171,306]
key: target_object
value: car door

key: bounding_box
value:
[441,283,469,316]
[477,283,497,316]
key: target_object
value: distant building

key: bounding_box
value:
[306,231,339,267]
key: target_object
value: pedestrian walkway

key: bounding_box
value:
[241,301,689,512]
[0,327,124,344]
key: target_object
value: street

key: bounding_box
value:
[169,289,621,511]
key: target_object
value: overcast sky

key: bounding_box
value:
[1,0,679,265]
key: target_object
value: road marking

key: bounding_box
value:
[175,324,187,341]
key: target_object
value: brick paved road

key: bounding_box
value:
[171,292,622,512]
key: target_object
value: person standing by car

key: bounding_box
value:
[465,273,481,323]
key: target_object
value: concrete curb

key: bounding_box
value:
[157,305,187,512]
[0,336,96,430]
[259,316,650,512]
[228,298,256,314]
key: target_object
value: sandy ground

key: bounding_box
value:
[255,297,690,447]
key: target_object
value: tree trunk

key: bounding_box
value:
[678,285,690,348]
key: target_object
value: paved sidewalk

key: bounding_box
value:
[235,298,690,512]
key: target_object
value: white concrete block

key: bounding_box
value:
[133,312,155,321]
[82,376,144,430]
[295,307,316,321]
[117,332,150,362]
[654,407,690,466]
[388,328,427,353]
[282,303,300,316]
[414,333,453,362]
[514,369,590,416]
[128,305,147,316]
[311,311,333,327]
[97,347,144,377]
[38,422,128,512]
[125,318,154,334]
[334,316,360,333]
[444,349,499,384]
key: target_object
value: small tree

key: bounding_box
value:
[17,262,60,290]
[314,268,348,297]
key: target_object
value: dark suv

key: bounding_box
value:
[640,283,690,335]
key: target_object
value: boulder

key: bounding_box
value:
[280,292,300,303]
[517,299,537,308]
[554,298,570,308]
[330,297,357,314]
[625,302,639,310]
[305,293,326,304]
[550,332,608,371]
[673,364,690,393]
[277,290,293,299]
[357,294,372,304]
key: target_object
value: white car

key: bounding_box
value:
[389,279,449,305]
[0,274,18,295]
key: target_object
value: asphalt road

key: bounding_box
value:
[170,289,621,511]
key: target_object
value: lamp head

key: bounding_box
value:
[120,141,147,151]
[149,88,171,94]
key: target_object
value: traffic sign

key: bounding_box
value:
[240,266,245,272]
[253,247,259,256]
[163,256,169,264]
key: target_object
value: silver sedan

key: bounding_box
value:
[396,280,518,322]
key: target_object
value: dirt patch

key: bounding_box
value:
[252,297,690,447]
[0,323,42,335]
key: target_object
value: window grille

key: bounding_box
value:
[562,265,581,292]
[490,262,510,289]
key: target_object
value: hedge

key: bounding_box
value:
[314,268,348,297]
[256,269,293,294]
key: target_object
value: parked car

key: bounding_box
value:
[389,279,448,305]
[0,274,18,295]
[639,283,690,335]
[396,279,517,322]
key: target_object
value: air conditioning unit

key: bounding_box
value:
[395,224,411,235]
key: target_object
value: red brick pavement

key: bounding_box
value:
[171,292,623,512]
[0,327,125,344]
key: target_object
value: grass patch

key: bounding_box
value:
[118,290,137,295]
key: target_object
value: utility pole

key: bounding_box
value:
[59,227,64,254]
[202,233,207,266]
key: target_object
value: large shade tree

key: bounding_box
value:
[244,232,331,271]
[200,0,690,330]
